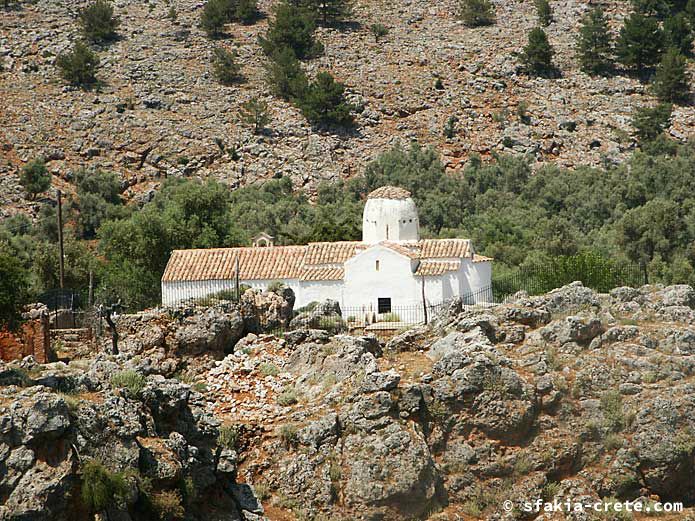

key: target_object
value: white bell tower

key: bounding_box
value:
[362,186,420,244]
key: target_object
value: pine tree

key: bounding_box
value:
[212,46,241,84]
[632,102,672,142]
[370,23,388,42]
[235,0,258,24]
[616,12,664,71]
[265,47,308,100]
[459,0,495,27]
[79,0,120,42]
[19,158,51,200]
[631,0,671,17]
[652,47,690,102]
[535,0,552,26]
[259,2,323,59]
[298,71,354,126]
[240,97,270,133]
[520,27,556,76]
[56,41,100,87]
[663,13,693,55]
[304,0,352,25]
[576,7,613,74]
[199,0,233,38]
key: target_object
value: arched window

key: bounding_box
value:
[375,260,380,271]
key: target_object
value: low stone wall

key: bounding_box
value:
[0,306,53,364]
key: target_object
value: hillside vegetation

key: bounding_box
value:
[1,140,695,319]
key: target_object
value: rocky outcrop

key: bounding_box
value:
[6,282,695,520]
[0,359,263,521]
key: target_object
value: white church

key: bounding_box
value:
[161,186,492,313]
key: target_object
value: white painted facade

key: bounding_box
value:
[161,186,493,310]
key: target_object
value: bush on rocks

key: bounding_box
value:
[56,41,99,87]
[79,0,120,42]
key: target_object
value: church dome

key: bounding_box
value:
[367,186,412,200]
[363,186,419,243]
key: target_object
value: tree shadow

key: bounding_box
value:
[327,19,363,33]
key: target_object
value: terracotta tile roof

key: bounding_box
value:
[299,266,345,281]
[162,238,489,284]
[367,186,412,200]
[415,259,461,276]
[419,239,471,259]
[380,241,420,259]
[304,242,361,266]
[162,246,307,282]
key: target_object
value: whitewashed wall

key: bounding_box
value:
[162,279,238,306]
[344,245,421,310]
[460,259,493,302]
[296,280,344,309]
[362,198,419,243]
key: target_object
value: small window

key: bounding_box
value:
[378,298,391,314]
[375,260,380,271]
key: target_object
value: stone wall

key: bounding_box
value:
[0,307,52,364]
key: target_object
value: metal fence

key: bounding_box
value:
[36,289,95,330]
[492,257,647,302]
[258,286,496,337]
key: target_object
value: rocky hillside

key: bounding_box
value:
[1,0,694,214]
[4,283,695,519]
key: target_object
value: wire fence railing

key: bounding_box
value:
[258,286,496,337]
[492,257,647,302]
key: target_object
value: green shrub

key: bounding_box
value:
[459,0,495,26]
[259,2,323,59]
[253,482,271,501]
[218,423,240,449]
[264,47,308,100]
[259,362,280,376]
[240,97,270,134]
[72,168,126,239]
[576,6,613,75]
[513,454,534,475]
[79,0,120,42]
[535,0,551,26]
[212,46,241,85]
[651,48,690,104]
[664,13,693,55]
[305,0,352,25]
[80,459,129,512]
[110,370,146,397]
[443,115,458,138]
[616,12,664,72]
[56,41,99,87]
[200,0,232,37]
[298,71,355,126]
[370,23,388,41]
[277,387,298,406]
[278,423,299,447]
[520,27,556,77]
[19,158,50,200]
[151,490,185,520]
[604,433,624,451]
[379,312,401,322]
[267,280,286,292]
[235,0,258,23]
[632,103,672,143]
[600,390,626,433]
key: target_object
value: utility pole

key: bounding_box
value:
[235,255,240,300]
[57,189,65,289]
[88,270,94,307]
[421,273,428,325]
